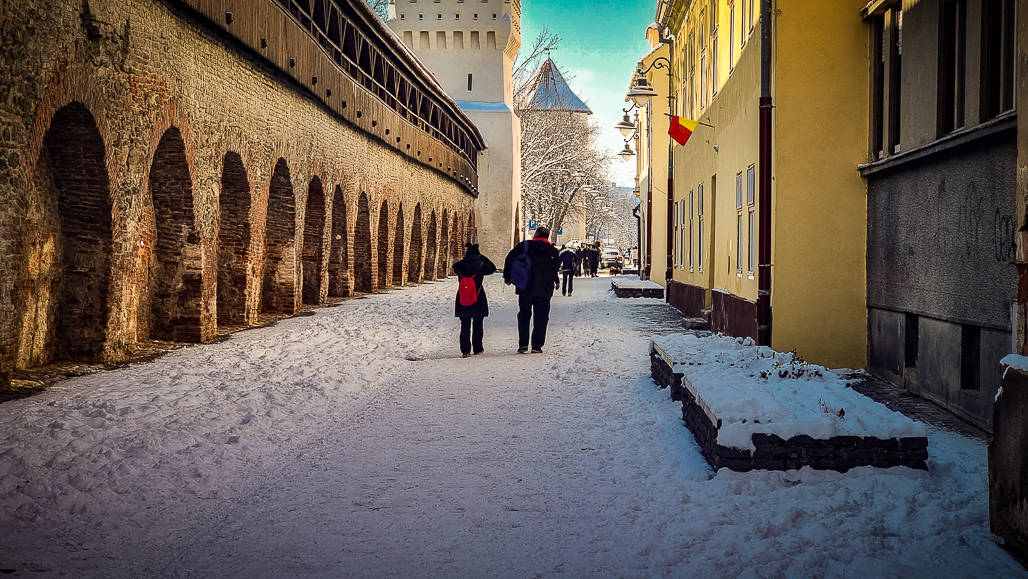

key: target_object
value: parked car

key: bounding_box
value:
[600,246,623,269]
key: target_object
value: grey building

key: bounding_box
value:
[859,0,1017,430]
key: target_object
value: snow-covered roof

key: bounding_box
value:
[525,58,592,114]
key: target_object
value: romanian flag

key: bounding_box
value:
[668,116,700,146]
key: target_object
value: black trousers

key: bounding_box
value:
[561,270,574,295]
[459,316,484,354]
[517,294,552,350]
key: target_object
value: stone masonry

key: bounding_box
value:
[0,0,480,387]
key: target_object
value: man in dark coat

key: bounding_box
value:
[558,244,579,297]
[453,243,497,357]
[503,226,561,353]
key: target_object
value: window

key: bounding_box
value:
[729,3,735,70]
[741,0,748,47]
[736,214,743,274]
[938,0,966,136]
[904,313,919,368]
[981,0,1015,120]
[696,184,703,270]
[712,33,719,94]
[700,53,707,109]
[871,14,884,158]
[467,73,473,92]
[961,324,980,390]
[674,199,680,268]
[746,164,755,205]
[736,172,743,208]
[689,191,695,270]
[747,210,755,274]
[748,0,754,31]
[888,9,902,153]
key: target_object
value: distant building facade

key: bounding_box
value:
[388,0,522,260]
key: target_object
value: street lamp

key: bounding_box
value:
[619,142,635,161]
[625,43,676,296]
[615,113,637,138]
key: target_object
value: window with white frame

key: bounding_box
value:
[746,164,755,205]
[729,3,735,70]
[688,191,695,270]
[736,213,743,274]
[673,199,680,268]
[736,171,743,208]
[748,209,756,274]
[698,181,705,271]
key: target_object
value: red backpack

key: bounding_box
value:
[458,276,479,306]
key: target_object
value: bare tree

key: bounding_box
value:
[516,32,614,243]
[364,0,388,19]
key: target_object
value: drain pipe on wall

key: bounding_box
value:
[757,0,774,347]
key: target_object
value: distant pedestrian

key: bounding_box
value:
[452,243,497,358]
[503,226,560,353]
[588,243,600,277]
[559,244,579,296]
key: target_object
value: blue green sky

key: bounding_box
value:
[520,0,656,186]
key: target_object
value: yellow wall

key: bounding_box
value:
[660,0,868,368]
[637,43,670,287]
[773,0,868,368]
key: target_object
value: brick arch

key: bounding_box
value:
[302,176,327,305]
[436,209,450,279]
[16,101,112,368]
[217,151,251,326]
[145,127,204,342]
[353,191,373,293]
[425,209,438,280]
[262,158,297,313]
[377,199,391,289]
[328,184,349,297]
[408,203,423,284]
[393,203,406,285]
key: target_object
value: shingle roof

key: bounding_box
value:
[526,58,592,114]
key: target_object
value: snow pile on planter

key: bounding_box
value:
[610,278,664,298]
[651,333,928,472]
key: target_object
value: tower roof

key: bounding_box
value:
[526,58,592,114]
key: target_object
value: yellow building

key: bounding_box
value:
[632,38,671,285]
[642,0,869,368]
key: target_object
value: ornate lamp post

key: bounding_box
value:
[625,48,676,300]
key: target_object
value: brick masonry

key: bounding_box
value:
[0,0,477,387]
[650,347,929,472]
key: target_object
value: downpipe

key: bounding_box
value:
[757,0,774,347]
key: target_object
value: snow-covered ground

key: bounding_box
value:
[654,334,926,449]
[0,276,1022,577]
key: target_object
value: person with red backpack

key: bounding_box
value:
[452,243,497,358]
[502,226,561,354]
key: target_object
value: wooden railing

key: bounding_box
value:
[170,0,485,194]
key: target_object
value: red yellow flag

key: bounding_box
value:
[669,116,700,146]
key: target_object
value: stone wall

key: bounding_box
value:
[0,0,476,387]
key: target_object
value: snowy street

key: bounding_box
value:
[0,276,1024,577]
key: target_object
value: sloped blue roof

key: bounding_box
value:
[526,58,592,114]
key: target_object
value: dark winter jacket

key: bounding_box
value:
[453,254,496,318]
[503,238,561,298]
[559,248,579,273]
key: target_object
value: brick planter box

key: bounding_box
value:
[651,343,928,472]
[612,279,664,299]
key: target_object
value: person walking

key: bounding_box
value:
[452,243,497,358]
[588,242,601,277]
[503,226,560,354]
[559,244,579,297]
